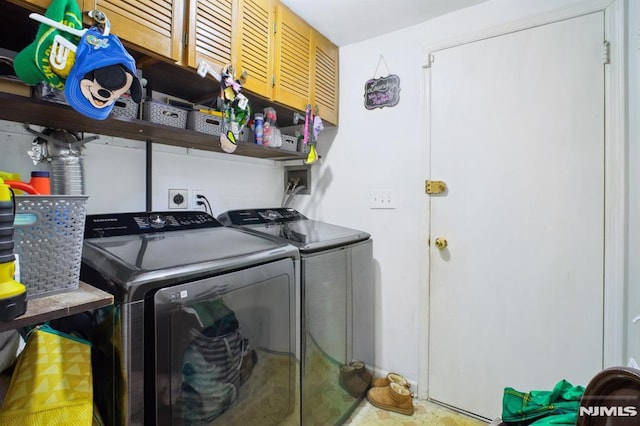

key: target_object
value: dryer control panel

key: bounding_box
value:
[218,208,306,226]
[84,211,222,238]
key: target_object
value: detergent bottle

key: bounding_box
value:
[0,179,27,322]
[4,171,51,195]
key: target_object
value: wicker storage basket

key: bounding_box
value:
[13,195,88,298]
[280,134,299,152]
[187,111,223,135]
[110,96,139,119]
[143,101,188,128]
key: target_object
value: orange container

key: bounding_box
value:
[29,171,51,195]
[5,171,51,195]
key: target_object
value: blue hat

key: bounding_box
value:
[64,28,141,120]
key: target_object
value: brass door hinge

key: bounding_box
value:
[425,180,447,194]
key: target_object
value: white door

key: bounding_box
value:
[428,12,605,420]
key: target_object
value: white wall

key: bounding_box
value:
[0,122,285,214]
[292,42,427,385]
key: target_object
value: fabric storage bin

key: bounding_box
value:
[187,110,223,135]
[13,195,88,298]
[280,134,299,152]
[110,96,139,119]
[143,101,188,128]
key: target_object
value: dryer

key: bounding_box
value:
[218,208,374,425]
[80,211,299,425]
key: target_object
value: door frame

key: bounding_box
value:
[418,0,627,400]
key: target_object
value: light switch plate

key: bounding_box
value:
[370,190,395,209]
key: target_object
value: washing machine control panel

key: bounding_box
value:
[218,208,306,225]
[84,211,222,238]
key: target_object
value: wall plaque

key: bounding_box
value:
[364,74,401,110]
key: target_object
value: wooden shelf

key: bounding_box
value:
[0,281,114,333]
[0,92,307,161]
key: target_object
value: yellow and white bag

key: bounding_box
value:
[0,324,92,426]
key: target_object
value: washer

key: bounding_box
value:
[80,211,299,426]
[218,208,374,425]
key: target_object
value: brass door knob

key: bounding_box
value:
[434,237,448,249]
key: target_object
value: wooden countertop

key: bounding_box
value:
[0,281,114,333]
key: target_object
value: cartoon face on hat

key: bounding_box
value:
[79,64,135,108]
[65,28,142,120]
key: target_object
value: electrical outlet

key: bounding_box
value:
[168,189,188,209]
[190,189,205,210]
[370,190,395,209]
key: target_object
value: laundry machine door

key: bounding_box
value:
[153,258,298,425]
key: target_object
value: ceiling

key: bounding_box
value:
[279,0,490,46]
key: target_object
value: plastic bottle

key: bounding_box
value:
[4,171,51,195]
[29,171,51,195]
[254,113,264,145]
[263,107,277,146]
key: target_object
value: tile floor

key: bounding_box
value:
[345,397,489,426]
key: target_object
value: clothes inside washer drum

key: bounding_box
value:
[181,328,245,423]
[177,299,247,423]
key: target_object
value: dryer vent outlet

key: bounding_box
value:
[284,166,311,195]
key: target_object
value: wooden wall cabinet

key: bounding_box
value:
[310,29,338,125]
[273,3,339,125]
[184,0,276,102]
[6,0,185,63]
[233,0,274,99]
[5,0,339,125]
[272,3,311,114]
[83,0,185,62]
[184,0,234,72]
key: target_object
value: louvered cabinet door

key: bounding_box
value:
[311,30,338,126]
[84,0,185,61]
[185,0,234,73]
[234,0,273,99]
[273,3,310,113]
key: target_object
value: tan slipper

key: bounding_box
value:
[371,372,410,389]
[367,382,414,416]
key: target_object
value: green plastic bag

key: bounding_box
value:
[502,379,585,425]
